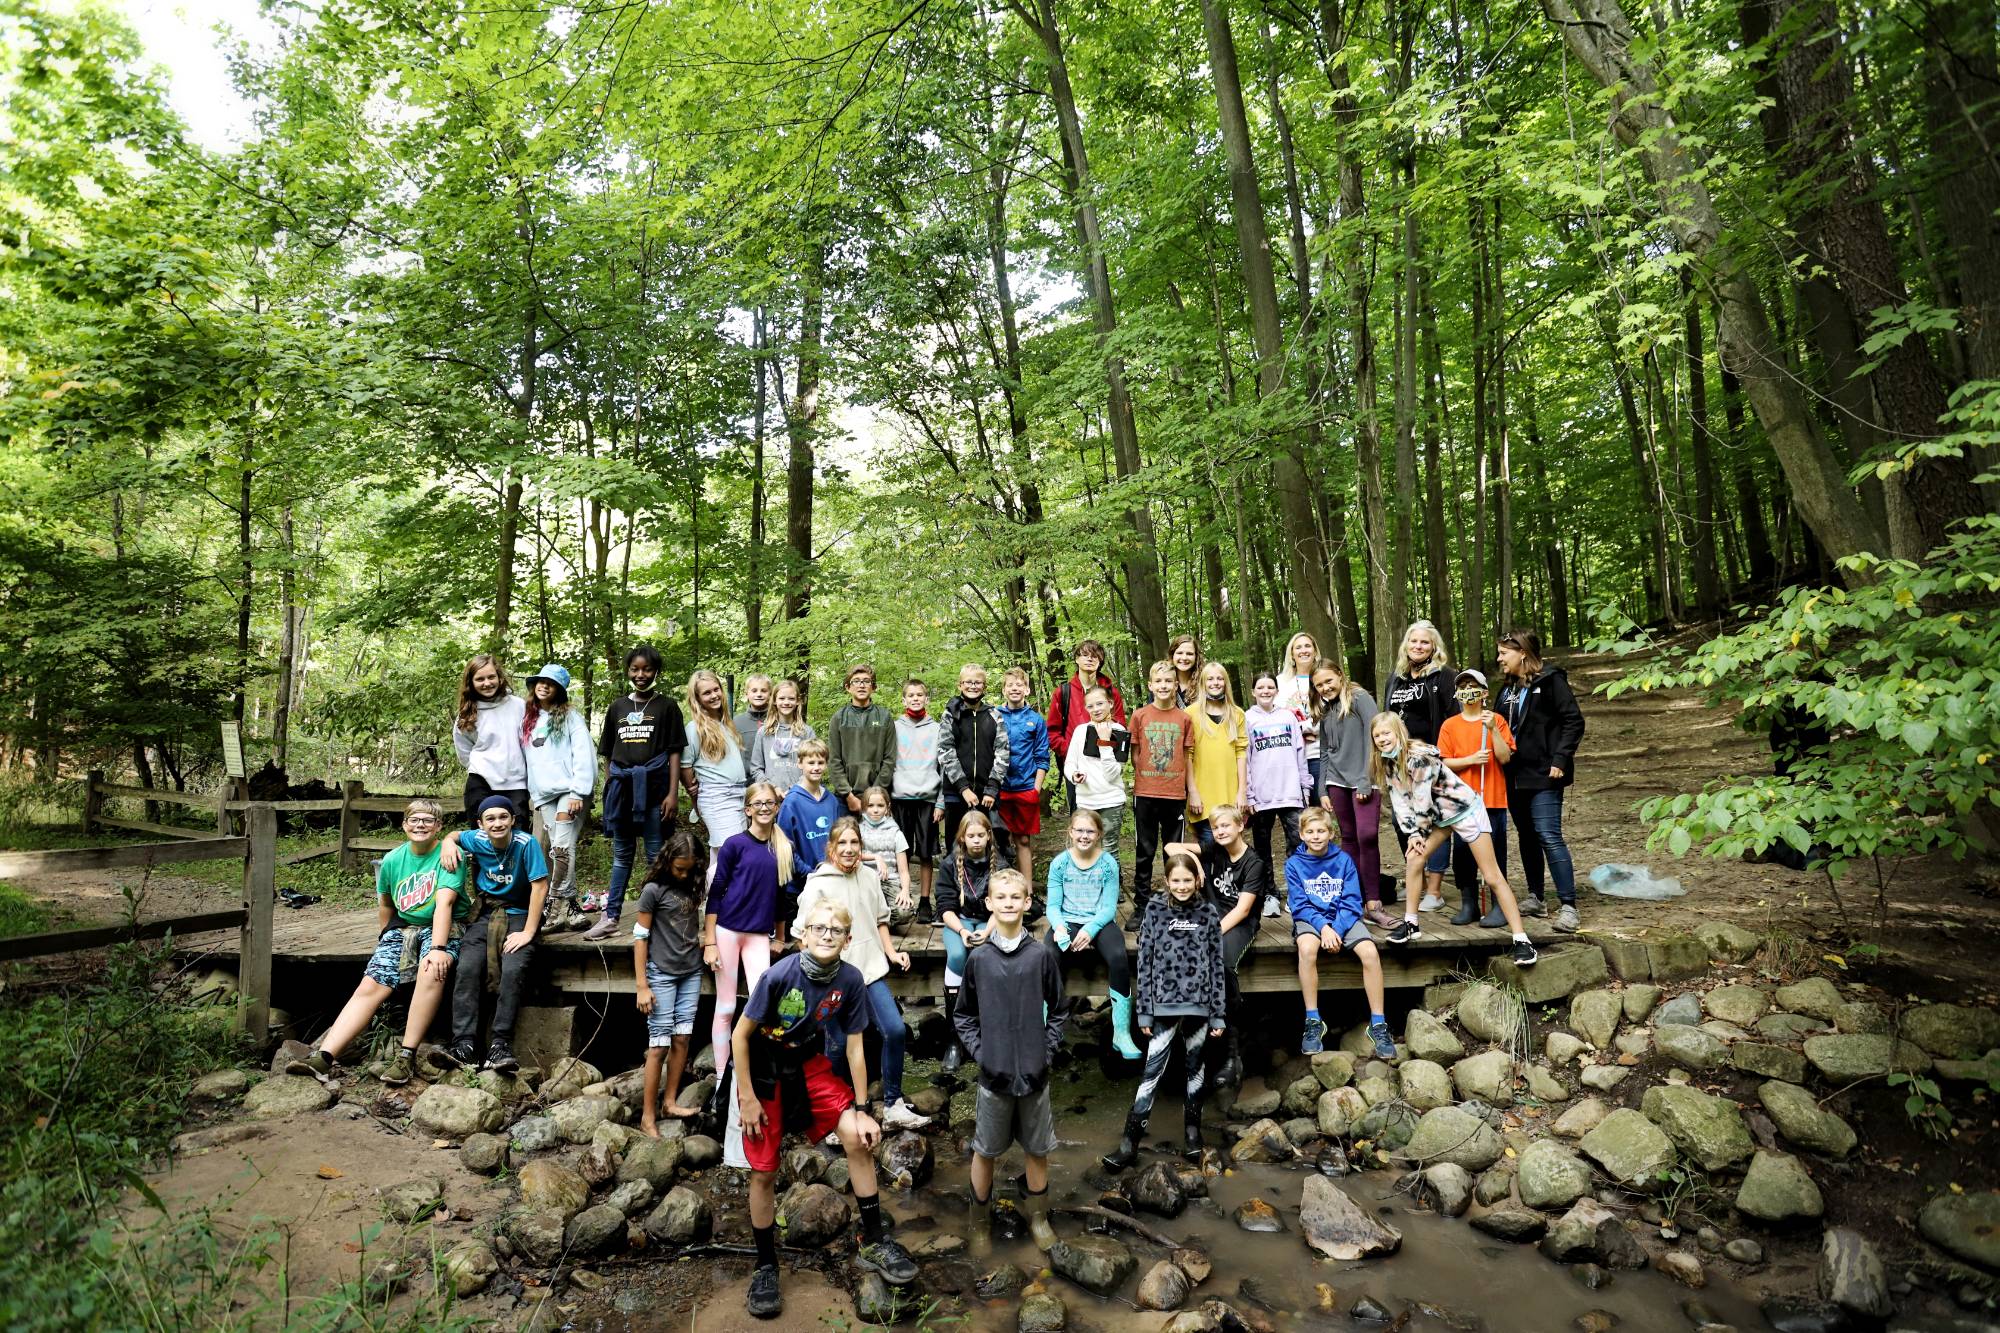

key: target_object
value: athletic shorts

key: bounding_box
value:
[996,789,1042,839]
[892,797,940,864]
[1295,917,1374,948]
[364,924,459,989]
[1447,803,1495,843]
[644,964,702,1043]
[971,1084,1057,1158]
[742,1054,855,1174]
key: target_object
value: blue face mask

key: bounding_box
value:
[1379,744,1401,762]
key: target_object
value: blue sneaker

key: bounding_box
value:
[1369,1021,1397,1060]
[1301,1017,1327,1055]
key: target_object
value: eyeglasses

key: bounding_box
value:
[748,799,779,810]
[802,923,848,940]
[403,816,439,827]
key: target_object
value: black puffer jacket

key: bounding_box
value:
[1499,666,1586,792]
[935,849,993,922]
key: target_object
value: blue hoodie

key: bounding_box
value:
[1287,845,1363,938]
[998,703,1051,793]
[777,782,842,891]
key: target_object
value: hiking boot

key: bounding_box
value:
[1520,895,1548,918]
[437,1040,477,1069]
[1364,903,1400,929]
[1101,1113,1146,1171]
[484,1039,519,1073]
[1183,1096,1206,1160]
[1025,1191,1058,1252]
[1511,939,1540,967]
[855,1236,918,1286]
[1417,892,1446,912]
[1386,918,1422,946]
[881,1099,931,1130]
[1368,1021,1398,1061]
[1213,1032,1242,1089]
[286,1049,333,1078]
[1555,904,1581,933]
[1300,1016,1327,1055]
[746,1264,783,1318]
[582,915,620,942]
[381,1052,415,1086]
[918,897,937,925]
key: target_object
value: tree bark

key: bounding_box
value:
[1683,278,1723,614]
[785,242,825,681]
[273,505,298,775]
[1419,281,1454,639]
[1491,199,1514,635]
[987,112,1046,662]
[1923,0,2000,385]
[748,307,767,647]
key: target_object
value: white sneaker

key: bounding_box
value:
[1417,893,1446,912]
[821,1130,841,1147]
[881,1100,932,1130]
[1261,898,1282,919]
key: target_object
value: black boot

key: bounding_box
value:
[1450,881,1481,926]
[1101,1112,1147,1171]
[1184,1091,1206,1160]
[1213,1030,1242,1090]
[941,988,963,1074]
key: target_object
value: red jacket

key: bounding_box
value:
[1047,671,1127,761]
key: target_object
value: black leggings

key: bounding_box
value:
[1054,917,1131,996]
[463,773,531,825]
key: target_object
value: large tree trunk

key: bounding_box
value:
[748,307,767,647]
[1491,199,1515,635]
[1419,281,1453,639]
[1391,153,1421,650]
[1683,279,1723,614]
[273,505,298,775]
[1540,0,1887,572]
[785,241,825,681]
[235,427,253,727]
[1924,0,2000,386]
[1601,316,1673,622]
[986,123,1042,661]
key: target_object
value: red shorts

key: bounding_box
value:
[742,1054,854,1173]
[997,789,1041,839]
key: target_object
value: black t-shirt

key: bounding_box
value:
[599,693,688,767]
[1202,842,1270,917]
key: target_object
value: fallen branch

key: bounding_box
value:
[1054,1204,1182,1248]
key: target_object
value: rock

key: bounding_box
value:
[1614,1031,1653,1058]
[1547,1032,1588,1066]
[1351,1295,1396,1321]
[581,1139,620,1187]
[1170,1247,1211,1284]
[459,1132,509,1175]
[607,1179,654,1217]
[1051,1233,1136,1294]
[1317,1085,1369,1137]
[539,1056,601,1102]
[1458,982,1525,1044]
[193,1069,251,1101]
[1937,1050,2000,1084]
[1775,977,1844,1021]
[776,1182,849,1248]
[1474,1164,1516,1204]
[1471,1208,1548,1241]
[1406,1009,1465,1063]
[565,1203,626,1257]
[1701,1020,1751,1043]
[377,1177,443,1222]
[1281,1115,1321,1148]
[1419,1162,1473,1217]
[1904,1004,2000,1059]
[677,1076,714,1110]
[1655,993,1703,1026]
[1526,1064,1572,1103]
[854,1272,915,1326]
[1579,1065,1630,1092]
[1756,1081,1857,1157]
[1570,990,1624,1049]
[510,1114,559,1152]
[1819,1228,1890,1317]
[1234,1197,1284,1232]
[1918,1192,2000,1270]
[1641,1086,1754,1172]
[1281,1075,1325,1118]
[1400,1105,1504,1171]
[437,1239,500,1297]
[618,1136,684,1188]
[1017,1290,1067,1332]
[1623,985,1663,1022]
[518,1160,590,1221]
[410,1084,503,1138]
[1230,1084,1281,1118]
[1136,1259,1193,1310]
[1734,1151,1823,1223]
[905,1084,948,1117]
[1518,1140,1594,1210]
[1576,1309,1617,1332]
[1230,1118,1294,1164]
[1759,1296,1851,1332]
[642,1185,712,1245]
[592,1120,641,1155]
[1311,1050,1357,1088]
[1131,1161,1186,1218]
[680,1134,722,1169]
[548,1093,625,1144]
[1804,1033,1931,1081]
[1554,1098,1610,1138]
[1300,1175,1401,1260]
[1355,1076,1397,1108]
[1451,1050,1515,1105]
[876,1131,934,1190]
[1730,1042,1807,1084]
[782,1146,824,1186]
[823,1157,851,1193]
[1396,1060,1454,1111]
[1493,944,1608,1002]
[1656,1250,1706,1288]
[1705,985,1770,1027]
[1756,1012,1830,1041]
[1580,1109,1676,1189]
[504,1210,567,1265]
[243,1076,335,1120]
[1694,922,1762,963]
[1647,935,1711,982]
[1656,1024,1727,1073]
[1542,1198,1644,1267]
[1833,1001,1886,1034]
[976,1264,1030,1299]
[1573,1265,1614,1291]
[1355,1101,1419,1151]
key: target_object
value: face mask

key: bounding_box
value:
[1456,688,1485,706]
[800,950,841,983]
[1379,744,1401,762]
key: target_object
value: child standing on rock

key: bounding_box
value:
[633,829,709,1136]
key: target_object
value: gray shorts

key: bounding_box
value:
[971,1084,1056,1159]
[1295,917,1373,949]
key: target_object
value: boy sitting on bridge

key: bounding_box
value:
[437,794,550,1072]
[288,798,464,1086]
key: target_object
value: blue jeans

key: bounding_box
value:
[1514,786,1577,905]
[942,916,987,985]
[607,806,665,919]
[828,978,909,1105]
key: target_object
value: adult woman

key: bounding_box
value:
[454,654,528,822]
[1381,621,1456,911]
[1272,632,1322,789]
[1310,660,1392,927]
[1497,628,1586,933]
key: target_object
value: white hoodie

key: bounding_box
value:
[455,694,528,790]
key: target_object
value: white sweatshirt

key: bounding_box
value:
[455,694,528,790]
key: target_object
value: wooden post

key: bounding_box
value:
[239,803,278,1044]
[338,779,363,872]
[83,770,104,834]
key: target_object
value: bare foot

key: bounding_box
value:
[665,1103,701,1119]
[639,1119,661,1139]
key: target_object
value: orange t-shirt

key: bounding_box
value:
[1437,712,1515,810]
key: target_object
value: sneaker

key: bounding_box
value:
[1261,897,1283,919]
[855,1236,919,1285]
[1364,903,1400,929]
[1417,892,1446,912]
[1555,904,1580,933]
[285,1049,333,1078]
[582,915,620,942]
[1386,918,1422,946]
[1511,939,1540,967]
[746,1264,783,1318]
[916,898,936,925]
[1368,1021,1398,1061]
[1520,895,1548,918]
[579,892,604,914]
[436,1040,477,1070]
[1300,1016,1327,1055]
[381,1052,415,1086]
[484,1039,519,1073]
[881,1100,932,1130]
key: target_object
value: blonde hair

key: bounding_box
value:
[1394,620,1450,680]
[989,867,1030,897]
[1068,808,1104,836]
[1367,712,1415,792]
[1284,632,1319,675]
[1208,802,1244,828]
[404,796,445,824]
[1197,663,1244,740]
[799,896,854,932]
[1311,660,1360,722]
[686,669,737,763]
[764,677,804,731]
[1002,666,1030,686]
[744,781,794,883]
[797,738,830,761]
[1298,806,1336,834]
[860,785,891,809]
[1147,659,1175,683]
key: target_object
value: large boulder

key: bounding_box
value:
[1230,1084,1281,1118]
[1655,1024,1727,1073]
[518,1160,590,1222]
[643,1186,713,1245]
[503,1210,567,1265]
[1918,1192,2000,1271]
[1569,990,1623,1049]
[1730,1042,1807,1084]
[1641,1086,1754,1172]
[1525,1064,1570,1104]
[1405,1010,1465,1063]
[1734,1151,1823,1223]
[1282,1075,1326,1118]
[1517,1139,1594,1210]
[1756,1081,1857,1157]
[549,1094,626,1144]
[1417,1163,1473,1217]
[1774,977,1845,1021]
[1300,1175,1401,1260]
[1311,1050,1357,1089]
[1398,1060,1455,1112]
[1902,1005,2000,1060]
[510,1114,559,1153]
[243,1076,334,1120]
[1646,934,1711,982]
[460,1133,509,1176]
[777,1182,850,1248]
[1655,993,1703,1026]
[1491,944,1607,1002]
[1704,986,1770,1027]
[1457,982,1524,1045]
[1451,1050,1515,1105]
[1803,1033,1931,1082]
[1693,921,1761,963]
[618,1136,684,1189]
[1541,1198,1646,1268]
[1400,1105,1503,1171]
[1580,1110,1676,1189]
[411,1084,503,1138]
[1623,985,1663,1023]
[1130,1162,1186,1218]
[1051,1234,1136,1294]
[876,1132,934,1190]
[1317,1086,1369,1138]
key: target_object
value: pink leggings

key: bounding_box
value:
[710,927,772,1079]
[1327,786,1383,903]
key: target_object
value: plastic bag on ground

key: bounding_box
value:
[1588,863,1686,899]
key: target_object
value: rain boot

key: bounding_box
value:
[941,989,963,1074]
[1451,880,1482,926]
[1213,1028,1242,1090]
[1108,991,1142,1060]
[1477,894,1508,929]
[1184,1088,1206,1160]
[969,1188,994,1259]
[1025,1189,1058,1252]
[1101,1112,1147,1171]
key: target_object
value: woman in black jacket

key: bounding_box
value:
[1382,619,1457,911]
[1496,628,1586,933]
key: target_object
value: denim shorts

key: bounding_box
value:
[645,964,703,1043]
[364,924,459,988]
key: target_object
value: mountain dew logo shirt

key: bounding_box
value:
[377,842,468,927]
[742,950,870,1099]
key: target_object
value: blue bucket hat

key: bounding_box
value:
[525,663,572,702]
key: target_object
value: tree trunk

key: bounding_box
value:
[235,432,253,727]
[1391,155,1420,651]
[987,117,1045,662]
[1601,316,1673,622]
[1420,282,1453,639]
[1924,0,2000,385]
[785,241,824,680]
[748,307,767,647]
[1491,199,1514,635]
[1683,278,1723,614]
[1465,195,1489,662]
[273,505,298,776]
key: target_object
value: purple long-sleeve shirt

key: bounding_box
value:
[1242,705,1309,810]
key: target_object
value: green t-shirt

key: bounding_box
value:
[377,842,467,927]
